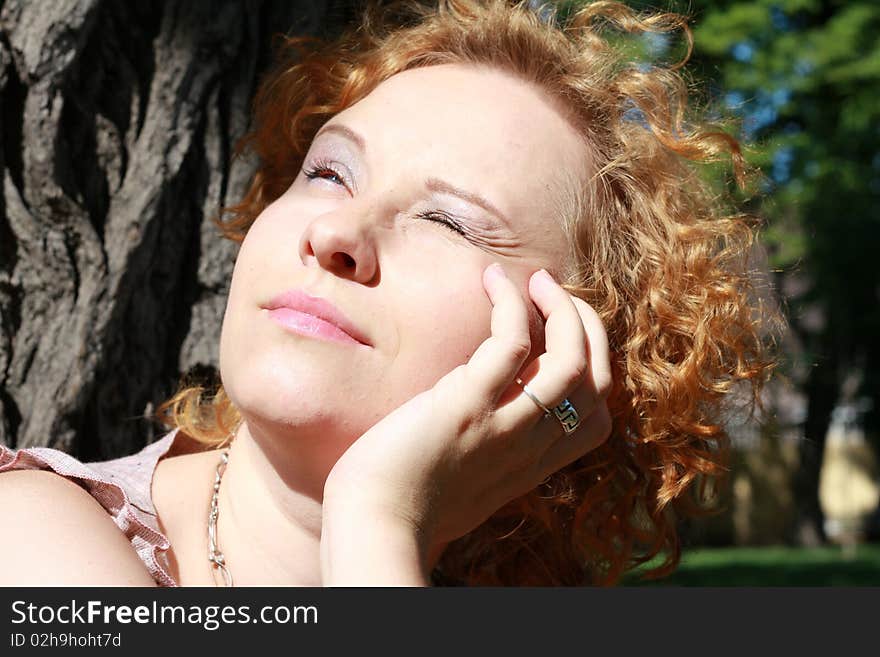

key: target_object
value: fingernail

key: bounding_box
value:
[537,269,554,283]
[488,262,507,278]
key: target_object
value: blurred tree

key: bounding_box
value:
[687,0,880,545]
[552,0,880,544]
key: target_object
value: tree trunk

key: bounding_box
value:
[791,333,838,545]
[0,0,360,459]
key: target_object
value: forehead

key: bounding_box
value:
[326,63,589,237]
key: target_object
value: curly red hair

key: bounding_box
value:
[156,0,780,585]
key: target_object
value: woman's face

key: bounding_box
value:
[220,63,590,450]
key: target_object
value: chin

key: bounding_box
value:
[221,349,379,439]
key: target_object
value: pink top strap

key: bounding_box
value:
[0,428,193,587]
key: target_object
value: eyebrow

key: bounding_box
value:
[314,123,511,228]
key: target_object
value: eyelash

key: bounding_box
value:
[301,159,467,237]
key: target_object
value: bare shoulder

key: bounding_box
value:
[0,469,157,586]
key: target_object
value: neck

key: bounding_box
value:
[214,421,327,586]
[212,419,447,586]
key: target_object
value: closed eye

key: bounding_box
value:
[302,160,468,236]
[410,210,467,236]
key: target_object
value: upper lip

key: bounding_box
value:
[262,289,371,346]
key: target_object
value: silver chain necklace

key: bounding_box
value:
[208,449,233,586]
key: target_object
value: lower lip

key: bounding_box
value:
[265,308,363,346]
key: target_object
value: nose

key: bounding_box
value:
[298,206,379,284]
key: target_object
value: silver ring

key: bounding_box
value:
[516,378,552,415]
[551,398,581,435]
[516,378,581,436]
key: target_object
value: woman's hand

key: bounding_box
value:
[320,263,613,584]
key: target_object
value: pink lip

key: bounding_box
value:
[262,290,370,346]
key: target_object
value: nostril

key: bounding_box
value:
[329,251,356,270]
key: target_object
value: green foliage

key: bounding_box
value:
[552,0,880,405]
[691,1,880,320]
[623,544,880,586]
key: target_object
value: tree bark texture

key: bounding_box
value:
[0,0,362,459]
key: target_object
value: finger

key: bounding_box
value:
[569,296,613,400]
[532,402,612,483]
[500,368,599,455]
[514,291,612,414]
[529,270,587,371]
[466,263,533,400]
[493,270,589,429]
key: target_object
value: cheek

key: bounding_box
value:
[389,264,547,392]
[390,266,491,387]
[219,210,288,381]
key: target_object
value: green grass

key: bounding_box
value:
[622,544,880,586]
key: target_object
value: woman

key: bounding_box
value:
[0,0,776,586]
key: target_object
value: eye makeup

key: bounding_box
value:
[313,122,512,229]
[302,159,469,237]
